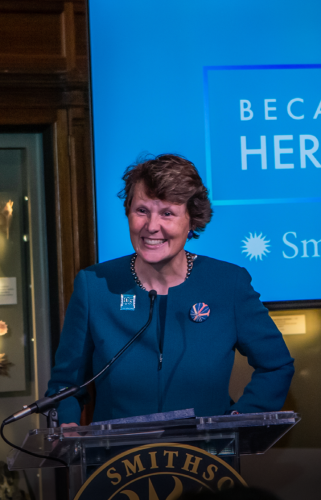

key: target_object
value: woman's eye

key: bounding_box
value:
[164,212,172,217]
[137,208,146,214]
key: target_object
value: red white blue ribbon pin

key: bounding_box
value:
[189,303,210,323]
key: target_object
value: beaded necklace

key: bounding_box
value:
[130,251,196,291]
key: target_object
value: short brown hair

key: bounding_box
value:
[117,154,213,239]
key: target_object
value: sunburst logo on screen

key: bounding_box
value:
[241,232,271,261]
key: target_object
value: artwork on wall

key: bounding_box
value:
[0,200,13,239]
[0,353,13,377]
[0,278,17,305]
[0,190,26,392]
[0,320,8,335]
[0,198,14,278]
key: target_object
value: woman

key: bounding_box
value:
[47,154,294,426]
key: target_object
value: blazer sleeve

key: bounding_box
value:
[46,270,94,424]
[230,267,295,414]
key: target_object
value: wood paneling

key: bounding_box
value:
[0,55,67,73]
[0,0,96,428]
[0,13,62,54]
[0,1,84,14]
[68,107,96,272]
[0,1,64,14]
[53,109,77,326]
[75,12,88,57]
[0,1,88,78]
[0,108,58,124]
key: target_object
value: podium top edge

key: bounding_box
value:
[30,411,301,434]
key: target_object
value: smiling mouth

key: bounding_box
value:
[142,237,167,246]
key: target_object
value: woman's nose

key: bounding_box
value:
[145,213,160,233]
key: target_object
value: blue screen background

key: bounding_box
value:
[88,0,321,302]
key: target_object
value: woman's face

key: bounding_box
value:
[128,182,191,265]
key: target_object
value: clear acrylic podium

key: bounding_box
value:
[7,411,300,499]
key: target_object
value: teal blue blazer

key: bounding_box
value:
[47,255,294,424]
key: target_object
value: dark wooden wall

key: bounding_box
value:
[0,0,96,423]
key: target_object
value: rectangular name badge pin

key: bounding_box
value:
[120,294,136,311]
